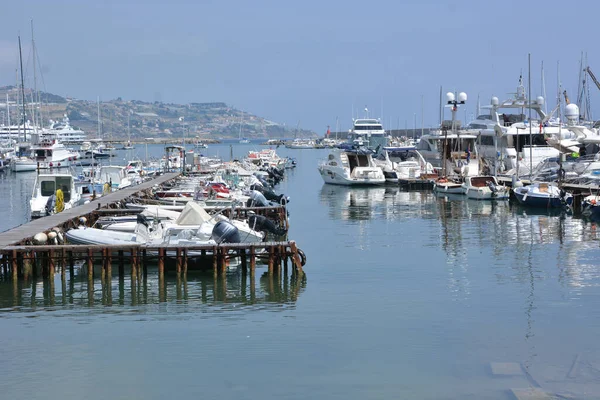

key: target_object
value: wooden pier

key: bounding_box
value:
[0,171,305,285]
[0,172,180,248]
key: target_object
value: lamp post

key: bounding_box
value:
[443,91,467,177]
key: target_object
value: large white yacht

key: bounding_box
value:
[471,77,570,175]
[41,116,86,144]
[318,147,385,185]
[347,118,389,150]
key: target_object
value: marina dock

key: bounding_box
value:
[0,172,305,284]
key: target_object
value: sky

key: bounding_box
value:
[2,0,600,134]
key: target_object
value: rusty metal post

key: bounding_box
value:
[87,248,94,280]
[250,246,256,274]
[118,250,124,278]
[61,248,67,279]
[268,246,274,275]
[220,247,227,275]
[106,248,112,282]
[176,248,182,278]
[12,249,18,282]
[182,249,188,277]
[131,248,138,278]
[48,249,55,278]
[289,241,303,274]
[142,249,148,278]
[158,248,165,280]
[68,250,74,279]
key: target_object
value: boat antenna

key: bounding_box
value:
[18,35,27,143]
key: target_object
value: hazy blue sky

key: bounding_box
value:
[2,0,599,133]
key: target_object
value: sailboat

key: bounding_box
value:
[122,113,134,150]
[239,111,250,144]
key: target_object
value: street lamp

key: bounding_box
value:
[442,92,467,177]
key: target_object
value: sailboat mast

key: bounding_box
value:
[6,93,10,128]
[438,86,443,126]
[528,53,532,180]
[31,20,38,130]
[97,96,101,137]
[18,36,27,143]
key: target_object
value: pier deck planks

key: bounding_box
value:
[0,172,180,248]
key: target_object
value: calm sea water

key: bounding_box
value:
[1,142,600,399]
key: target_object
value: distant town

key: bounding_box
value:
[0,86,317,141]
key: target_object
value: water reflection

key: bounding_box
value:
[319,184,437,221]
[0,267,307,315]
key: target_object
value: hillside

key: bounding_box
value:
[0,86,316,140]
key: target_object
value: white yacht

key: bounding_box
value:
[318,147,385,185]
[374,146,434,183]
[473,77,567,175]
[41,116,86,144]
[285,138,316,149]
[347,118,388,150]
[30,173,81,218]
[12,137,80,172]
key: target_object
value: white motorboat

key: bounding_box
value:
[285,138,316,149]
[12,138,80,172]
[318,147,385,185]
[97,165,135,190]
[463,175,509,200]
[513,182,572,208]
[375,146,434,183]
[30,173,81,218]
[433,178,465,194]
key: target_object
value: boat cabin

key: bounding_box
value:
[35,175,74,203]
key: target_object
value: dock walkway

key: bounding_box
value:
[0,172,180,248]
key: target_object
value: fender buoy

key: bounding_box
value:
[297,248,307,266]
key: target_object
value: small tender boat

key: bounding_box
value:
[433,177,465,194]
[463,175,509,200]
[318,148,385,185]
[582,194,600,219]
[513,183,573,208]
[30,173,81,218]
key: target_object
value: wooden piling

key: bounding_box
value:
[131,247,138,278]
[87,248,94,280]
[118,250,124,278]
[289,241,303,274]
[12,249,18,282]
[250,245,256,273]
[106,248,112,282]
[176,248,182,277]
[182,249,188,276]
[158,248,165,278]
[268,246,274,274]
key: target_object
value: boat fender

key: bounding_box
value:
[33,232,48,245]
[297,248,307,266]
[79,217,87,225]
[47,231,58,245]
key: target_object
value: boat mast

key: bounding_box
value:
[97,96,101,138]
[31,20,38,130]
[528,53,532,180]
[6,93,10,129]
[18,36,27,143]
[438,86,443,127]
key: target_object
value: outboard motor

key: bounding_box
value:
[136,213,151,228]
[211,220,241,244]
[45,194,56,215]
[246,190,270,207]
[249,214,287,237]
[486,180,498,194]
